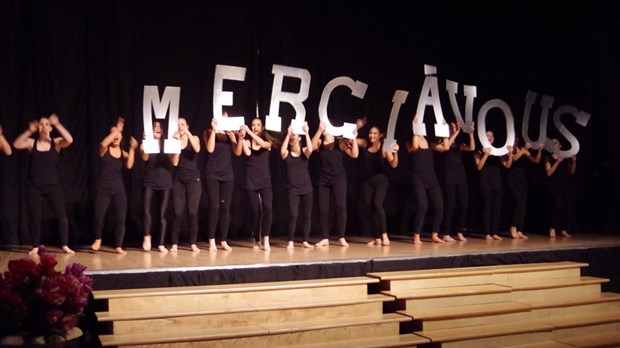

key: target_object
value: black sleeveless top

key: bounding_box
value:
[410,148,439,188]
[547,153,571,189]
[364,147,387,183]
[319,142,346,183]
[507,151,527,188]
[28,140,60,193]
[245,146,271,190]
[174,143,200,184]
[442,147,467,185]
[205,135,234,182]
[479,152,502,190]
[284,153,313,195]
[144,149,174,190]
[97,148,124,194]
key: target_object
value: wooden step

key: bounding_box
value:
[507,276,608,291]
[280,333,430,347]
[544,311,620,330]
[383,283,512,300]
[508,277,608,303]
[527,292,620,310]
[504,341,573,348]
[99,313,409,347]
[557,331,620,347]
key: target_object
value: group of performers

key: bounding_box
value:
[0,113,577,255]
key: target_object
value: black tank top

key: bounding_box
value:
[245,146,271,190]
[507,151,527,187]
[205,135,233,181]
[442,147,467,185]
[144,150,173,190]
[479,152,502,190]
[319,142,345,183]
[28,140,60,193]
[174,143,200,184]
[547,153,571,189]
[284,153,313,195]
[364,147,387,183]
[97,148,124,194]
[410,148,439,188]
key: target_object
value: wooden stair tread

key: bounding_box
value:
[542,311,620,329]
[382,283,512,299]
[99,313,408,347]
[398,301,531,320]
[525,292,620,309]
[557,330,620,347]
[367,262,588,281]
[282,333,430,347]
[504,341,573,348]
[93,276,378,300]
[414,320,553,342]
[96,293,392,321]
[506,276,609,291]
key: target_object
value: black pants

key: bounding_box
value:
[441,182,468,234]
[318,175,347,239]
[411,180,443,233]
[364,180,388,238]
[288,191,313,242]
[27,186,69,247]
[143,187,171,246]
[550,185,571,231]
[171,179,202,245]
[247,186,273,241]
[206,178,233,241]
[93,188,127,248]
[508,181,527,231]
[481,185,502,236]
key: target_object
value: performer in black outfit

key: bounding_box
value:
[0,125,12,156]
[474,130,514,241]
[203,114,239,252]
[506,137,543,239]
[544,138,576,238]
[439,122,475,242]
[13,114,74,255]
[281,122,314,250]
[236,118,273,250]
[407,116,450,245]
[355,118,398,246]
[311,122,359,247]
[170,117,202,253]
[90,118,137,255]
[140,121,174,253]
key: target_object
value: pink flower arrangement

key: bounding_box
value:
[0,246,93,342]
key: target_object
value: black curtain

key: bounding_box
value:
[1,0,618,247]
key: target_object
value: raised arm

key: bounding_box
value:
[99,127,122,156]
[340,129,359,158]
[526,143,544,164]
[49,114,73,150]
[281,125,292,160]
[432,137,450,152]
[311,122,325,152]
[233,129,246,157]
[13,120,38,150]
[502,146,515,168]
[569,155,577,175]
[124,137,138,169]
[384,143,399,168]
[461,122,476,152]
[302,123,313,158]
[475,147,491,171]
[545,155,564,177]
[205,118,217,153]
[0,125,12,156]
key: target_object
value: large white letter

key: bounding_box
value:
[213,65,247,131]
[446,80,477,134]
[265,64,311,133]
[414,65,449,137]
[477,99,515,156]
[548,105,591,157]
[383,90,409,153]
[522,90,553,148]
[318,76,368,138]
[143,85,181,154]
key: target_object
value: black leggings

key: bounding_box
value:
[508,181,527,231]
[411,180,443,234]
[27,186,69,247]
[550,185,571,231]
[93,189,127,248]
[481,186,502,236]
[364,180,388,238]
[247,186,273,241]
[318,175,347,239]
[441,182,468,234]
[288,191,313,242]
[171,179,202,245]
[206,178,233,241]
[143,187,171,246]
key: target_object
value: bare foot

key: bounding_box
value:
[413,235,423,245]
[287,241,294,250]
[142,235,151,251]
[492,234,503,241]
[315,239,329,247]
[208,239,217,252]
[431,233,445,243]
[115,247,127,255]
[443,235,456,242]
[549,229,557,238]
[367,238,381,246]
[302,241,314,249]
[191,244,200,253]
[221,241,232,251]
[457,233,467,241]
[561,231,572,238]
[263,237,271,251]
[62,246,75,255]
[29,247,39,256]
[517,232,528,240]
[381,233,390,246]
[91,239,101,251]
[170,244,178,252]
[338,238,349,247]
[158,245,169,254]
[510,227,519,239]
[253,241,261,250]
[485,234,494,241]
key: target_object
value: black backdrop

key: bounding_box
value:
[1,0,618,247]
